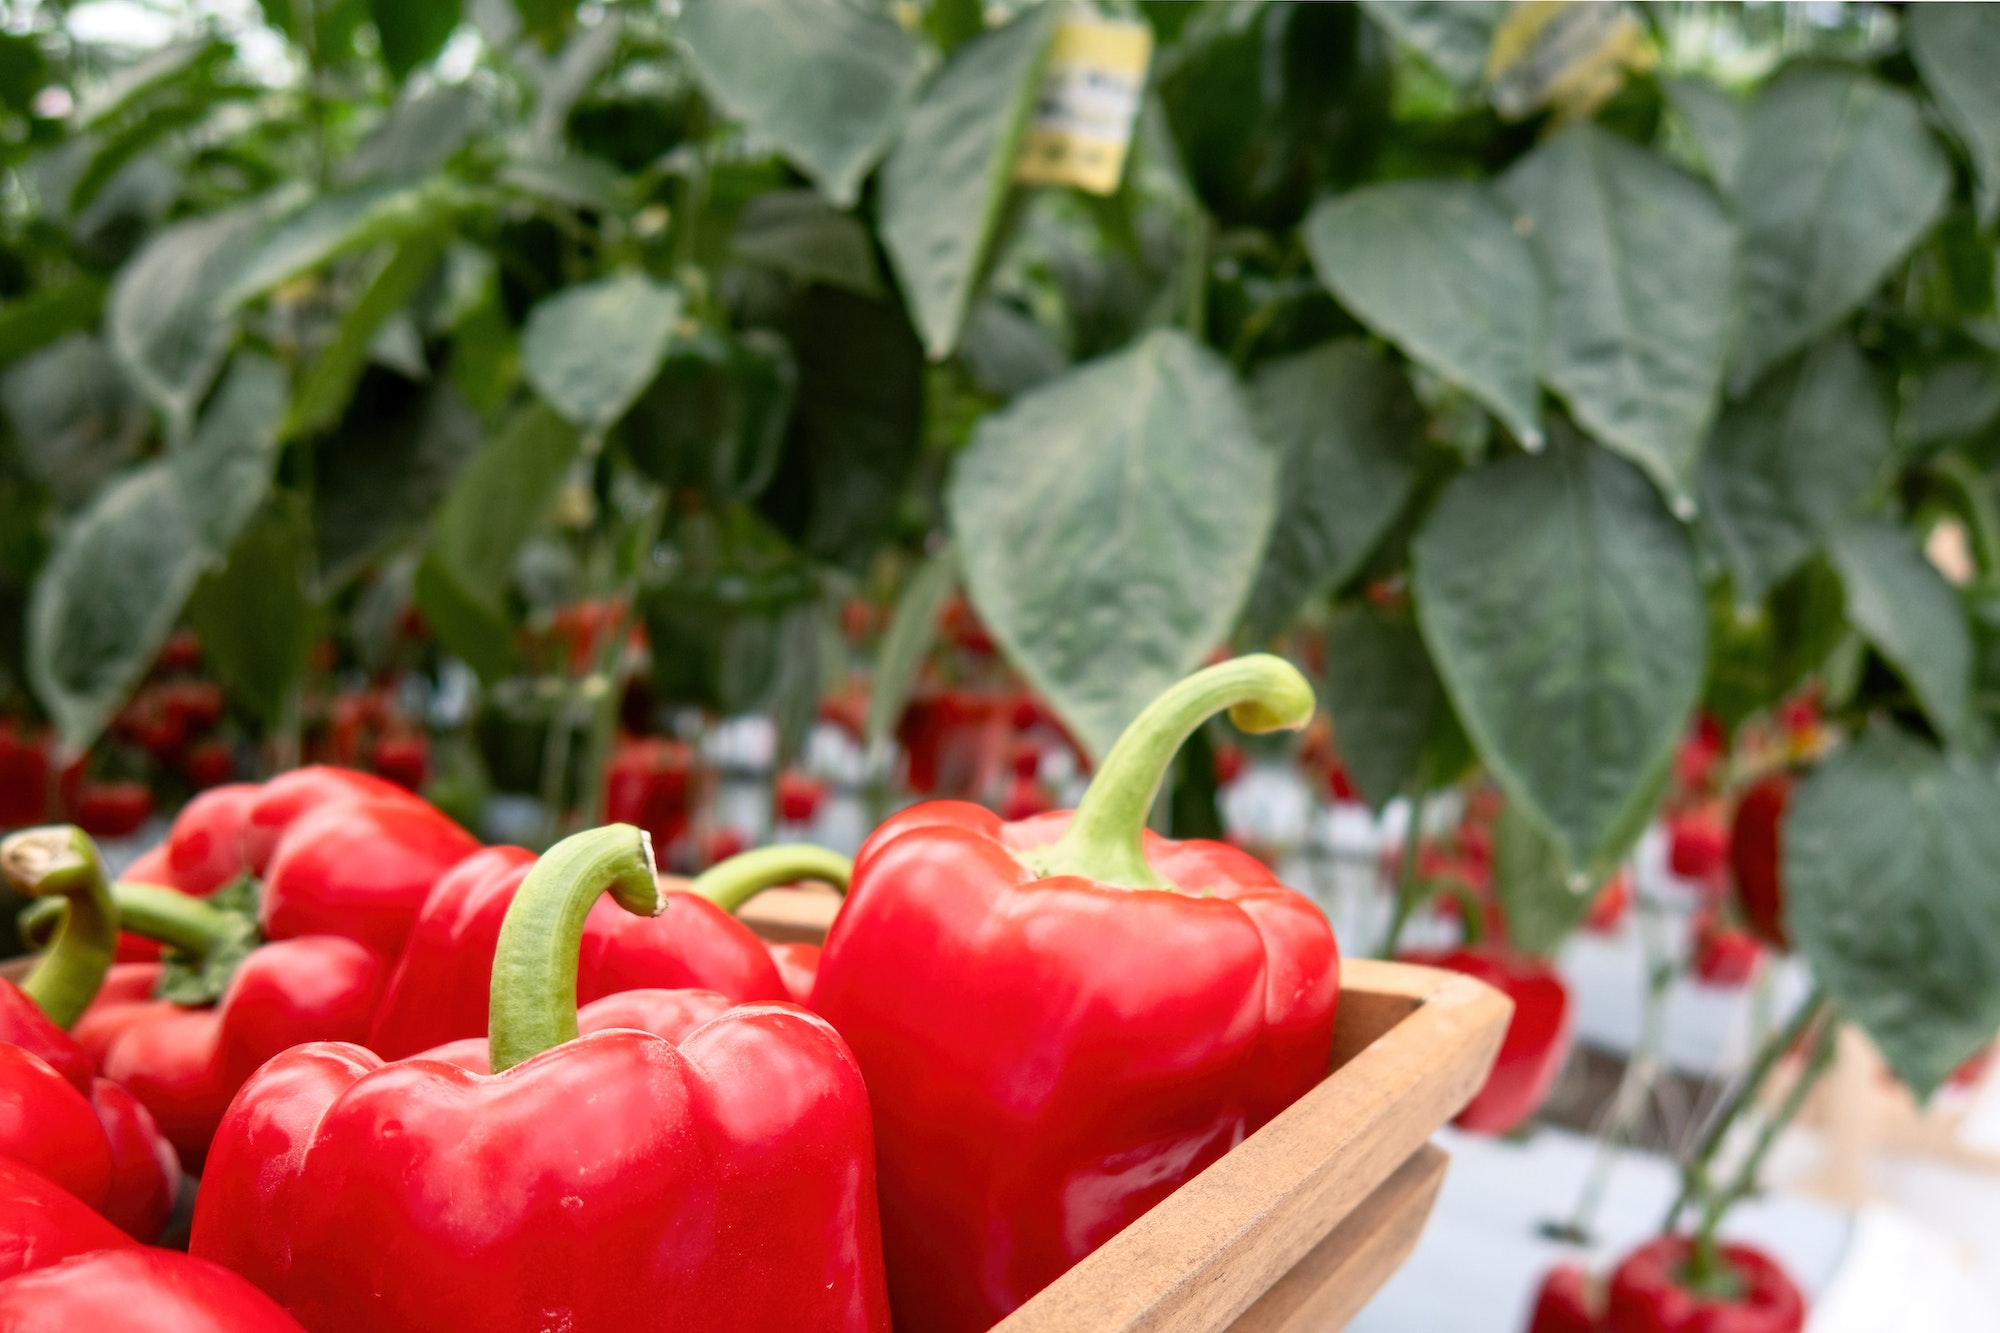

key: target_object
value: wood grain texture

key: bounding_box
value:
[733,888,1510,1333]
[1226,1144,1448,1333]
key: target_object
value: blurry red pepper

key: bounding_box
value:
[1605,1236,1804,1333]
[812,657,1339,1331]
[777,770,825,824]
[1691,910,1762,988]
[191,824,892,1331]
[368,729,429,792]
[1666,805,1729,888]
[366,843,848,1058]
[0,830,180,1239]
[181,740,236,790]
[71,782,153,839]
[603,736,697,854]
[1673,714,1727,798]
[1586,871,1633,934]
[1730,773,1792,949]
[160,680,225,736]
[0,723,50,829]
[1528,1263,1601,1333]
[0,1248,305,1331]
[1398,945,1571,1135]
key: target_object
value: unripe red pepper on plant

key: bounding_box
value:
[366,842,848,1058]
[1730,773,1792,949]
[1605,1236,1804,1333]
[191,824,893,1332]
[812,656,1339,1331]
[1398,944,1571,1135]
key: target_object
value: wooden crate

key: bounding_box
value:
[738,888,1512,1333]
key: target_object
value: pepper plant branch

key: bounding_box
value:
[1375,786,1431,959]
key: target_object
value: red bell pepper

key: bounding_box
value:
[158,784,262,896]
[1528,1263,1601,1333]
[1730,773,1792,949]
[259,794,479,959]
[0,1248,306,1331]
[0,829,180,1239]
[191,824,892,1331]
[365,842,848,1058]
[239,765,431,875]
[1605,1237,1804,1333]
[0,1157,134,1281]
[71,781,154,839]
[1691,909,1763,988]
[1665,805,1729,888]
[0,723,51,830]
[812,656,1338,1331]
[1398,945,1571,1135]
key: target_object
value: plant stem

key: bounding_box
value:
[1376,788,1430,959]
[1695,1009,1838,1246]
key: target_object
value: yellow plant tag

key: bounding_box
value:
[1013,12,1153,196]
[1487,1,1655,123]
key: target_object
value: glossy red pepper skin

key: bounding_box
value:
[0,1044,115,1208]
[811,802,1339,1332]
[1605,1238,1804,1333]
[409,987,739,1073]
[0,1248,305,1331]
[159,784,261,896]
[0,1157,135,1281]
[767,941,822,1004]
[365,847,790,1059]
[240,766,427,876]
[86,1078,179,1242]
[1398,946,1571,1135]
[0,980,94,1089]
[75,936,386,1173]
[260,796,480,958]
[1528,1264,1601,1333]
[1730,775,1792,950]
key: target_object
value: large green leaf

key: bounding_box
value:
[1908,4,2000,226]
[1304,179,1544,446]
[1903,355,2000,451]
[1700,336,1893,606]
[223,180,459,307]
[340,85,479,184]
[0,334,147,507]
[186,501,318,723]
[288,232,447,439]
[1498,125,1735,506]
[948,329,1277,759]
[1734,66,1951,390]
[1492,801,1589,958]
[1359,1,1502,89]
[1412,437,1706,868]
[866,547,958,748]
[0,278,105,368]
[880,3,1060,360]
[1663,75,1747,194]
[27,466,209,751]
[730,191,885,298]
[106,204,265,436]
[1787,727,2000,1099]
[1828,519,1975,750]
[521,274,681,438]
[1321,602,1452,812]
[1241,341,1422,642]
[369,0,462,80]
[172,353,289,554]
[677,0,927,209]
[315,381,482,590]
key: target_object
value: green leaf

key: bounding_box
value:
[959,299,1067,397]
[430,401,582,600]
[880,2,1060,360]
[496,155,627,215]
[867,548,958,747]
[1304,179,1544,447]
[1241,341,1422,642]
[677,0,927,208]
[0,334,147,507]
[1827,519,1976,750]
[107,204,266,436]
[186,501,319,724]
[0,278,105,367]
[315,382,482,590]
[27,466,209,751]
[1492,801,1589,958]
[153,874,261,1005]
[172,353,289,554]
[341,85,478,183]
[1321,602,1451,812]
[1786,727,2000,1099]
[1359,1,1502,89]
[1412,437,1706,869]
[1734,66,1951,390]
[74,38,223,127]
[415,553,517,684]
[369,0,462,80]
[520,273,681,437]
[1908,4,2000,226]
[730,190,885,298]
[287,232,448,439]
[1700,336,1892,606]
[948,329,1277,759]
[1904,355,2000,451]
[1498,125,1735,506]
[223,180,459,308]
[1663,75,1746,194]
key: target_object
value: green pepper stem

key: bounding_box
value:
[2,827,117,1029]
[19,882,248,957]
[488,824,660,1073]
[1033,655,1314,889]
[691,844,851,914]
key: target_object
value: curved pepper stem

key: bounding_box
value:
[691,844,852,914]
[22,883,244,957]
[488,824,660,1074]
[1034,654,1315,891]
[1,827,118,1029]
